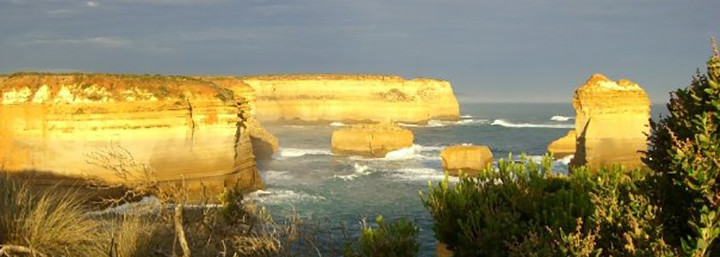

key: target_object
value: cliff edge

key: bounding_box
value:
[240,74,460,124]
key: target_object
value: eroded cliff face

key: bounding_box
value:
[194,76,279,160]
[569,74,650,168]
[0,73,265,197]
[241,74,460,124]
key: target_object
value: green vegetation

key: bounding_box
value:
[420,40,720,256]
[343,216,420,257]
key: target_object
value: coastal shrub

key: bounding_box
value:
[421,155,673,257]
[343,216,420,257]
[644,39,720,255]
[0,175,107,256]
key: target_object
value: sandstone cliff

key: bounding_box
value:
[331,123,414,157]
[0,73,266,198]
[240,74,460,124]
[568,74,650,168]
[547,130,575,159]
[194,76,279,160]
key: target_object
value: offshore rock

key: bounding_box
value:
[331,123,414,157]
[440,145,493,176]
[547,130,576,159]
[241,74,460,124]
[569,74,650,169]
[0,73,265,200]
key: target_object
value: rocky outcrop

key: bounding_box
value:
[195,76,279,160]
[241,74,460,124]
[440,145,493,176]
[567,74,650,168]
[547,130,576,159]
[331,123,414,157]
[0,73,267,199]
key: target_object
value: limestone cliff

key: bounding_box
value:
[0,73,265,197]
[569,74,650,168]
[195,76,279,159]
[547,130,575,159]
[331,123,414,157]
[240,74,460,124]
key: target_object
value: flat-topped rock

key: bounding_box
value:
[548,130,576,159]
[569,73,650,168]
[240,74,460,124]
[440,145,493,176]
[0,73,268,200]
[331,123,414,157]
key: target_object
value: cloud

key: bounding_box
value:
[30,37,132,48]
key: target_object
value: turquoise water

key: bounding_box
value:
[251,103,668,256]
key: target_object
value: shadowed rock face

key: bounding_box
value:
[241,74,460,124]
[331,123,414,157]
[568,74,651,169]
[0,73,266,200]
[440,145,493,176]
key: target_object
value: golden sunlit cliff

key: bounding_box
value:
[0,73,266,197]
[566,74,651,168]
[240,74,461,124]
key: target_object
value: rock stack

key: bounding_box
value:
[331,122,414,157]
[551,73,650,169]
[439,145,493,176]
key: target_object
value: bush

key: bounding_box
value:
[644,39,720,255]
[422,155,673,257]
[344,216,420,257]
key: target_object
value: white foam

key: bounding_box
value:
[491,119,574,129]
[398,119,488,128]
[334,163,372,180]
[550,115,573,122]
[263,170,294,181]
[329,122,346,127]
[247,189,325,204]
[460,115,473,119]
[390,167,459,182]
[558,154,574,165]
[279,148,332,158]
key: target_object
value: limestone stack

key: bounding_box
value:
[547,130,576,159]
[0,73,266,198]
[331,123,414,157]
[241,74,460,124]
[569,74,650,168]
[439,145,493,176]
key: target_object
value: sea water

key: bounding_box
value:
[250,103,668,256]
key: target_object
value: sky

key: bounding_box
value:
[0,0,718,103]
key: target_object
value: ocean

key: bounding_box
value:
[250,102,669,256]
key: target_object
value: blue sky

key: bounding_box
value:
[0,0,717,103]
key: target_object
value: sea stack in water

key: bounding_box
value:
[0,73,268,199]
[331,123,414,157]
[440,145,493,176]
[569,73,650,168]
[242,74,460,124]
[547,130,576,159]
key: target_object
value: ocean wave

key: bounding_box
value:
[398,119,489,128]
[279,148,332,158]
[329,122,347,127]
[461,115,473,119]
[263,170,294,181]
[550,115,574,121]
[390,168,459,182]
[333,163,372,180]
[247,189,326,204]
[491,119,574,129]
